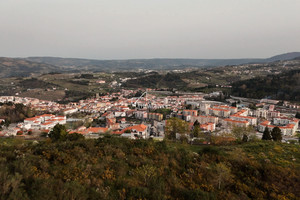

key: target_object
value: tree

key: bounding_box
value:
[193,120,200,126]
[154,108,172,120]
[134,165,157,186]
[231,126,255,141]
[215,163,232,190]
[191,120,201,138]
[242,134,248,142]
[16,131,23,136]
[231,126,244,141]
[48,124,68,142]
[4,120,10,127]
[271,127,282,142]
[249,103,257,110]
[165,118,189,140]
[262,127,272,140]
[185,104,192,109]
[66,133,85,141]
[192,125,201,138]
[124,129,131,133]
[231,102,237,107]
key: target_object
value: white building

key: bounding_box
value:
[23,114,66,130]
[258,117,299,136]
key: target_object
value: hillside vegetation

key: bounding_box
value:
[231,69,300,101]
[0,137,299,200]
[122,72,188,89]
[26,52,300,70]
[0,57,60,78]
[0,103,37,124]
[1,52,300,78]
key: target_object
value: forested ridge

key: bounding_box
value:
[0,137,299,200]
[122,72,188,89]
[231,69,300,101]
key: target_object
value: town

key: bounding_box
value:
[0,89,299,143]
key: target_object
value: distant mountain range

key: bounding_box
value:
[26,52,300,68]
[0,52,299,77]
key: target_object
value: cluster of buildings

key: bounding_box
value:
[0,90,299,139]
[21,114,66,131]
[224,109,257,127]
[258,117,299,136]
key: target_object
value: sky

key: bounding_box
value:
[0,0,299,59]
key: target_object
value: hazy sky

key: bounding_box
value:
[0,0,299,59]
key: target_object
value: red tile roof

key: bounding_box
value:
[119,124,147,134]
[224,118,248,124]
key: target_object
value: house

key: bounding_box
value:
[223,118,249,128]
[182,110,198,121]
[200,123,215,132]
[148,113,163,121]
[96,80,106,84]
[101,112,114,119]
[23,114,66,130]
[114,110,126,117]
[40,122,56,130]
[258,117,299,136]
[268,111,280,118]
[119,124,148,139]
[69,127,108,135]
[199,102,211,113]
[135,110,148,120]
[63,108,78,115]
[260,99,279,104]
[213,105,237,114]
[190,115,219,125]
[86,127,109,134]
[182,110,198,117]
[254,108,268,118]
[118,118,127,124]
[106,118,120,130]
[229,110,257,126]
[208,108,231,118]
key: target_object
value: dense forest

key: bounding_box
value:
[0,136,299,199]
[231,70,300,101]
[122,73,188,89]
[19,78,58,89]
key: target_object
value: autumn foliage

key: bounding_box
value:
[0,137,299,199]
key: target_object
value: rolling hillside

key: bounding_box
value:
[231,69,300,101]
[0,57,60,78]
[26,52,300,71]
[0,52,299,78]
[0,137,299,200]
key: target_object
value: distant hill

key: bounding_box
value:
[293,56,300,60]
[265,52,300,62]
[26,52,300,70]
[26,57,264,70]
[122,72,188,89]
[0,57,60,78]
[26,57,262,69]
[0,52,299,77]
[231,69,300,101]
